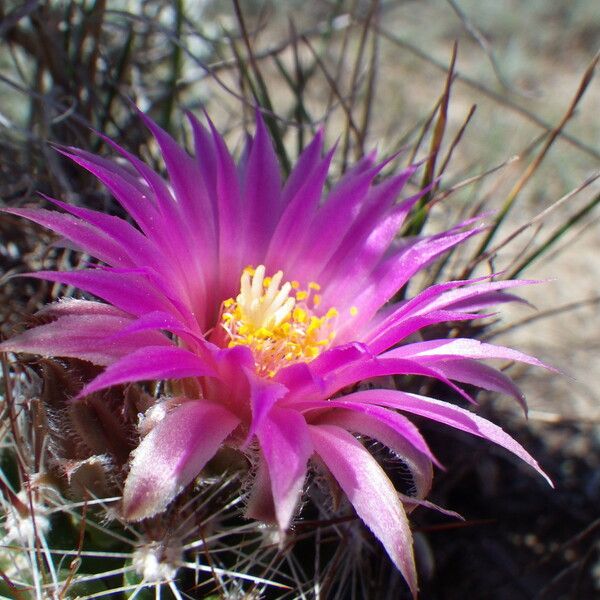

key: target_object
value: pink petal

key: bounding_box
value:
[315,408,434,500]
[309,424,417,597]
[76,346,215,398]
[241,112,282,264]
[385,338,554,371]
[186,111,218,200]
[304,399,439,466]
[111,310,208,354]
[56,146,162,239]
[42,196,176,282]
[122,400,239,520]
[246,373,288,441]
[346,228,483,331]
[3,207,135,269]
[280,128,324,205]
[206,117,243,294]
[427,358,527,413]
[38,298,126,317]
[255,408,312,531]
[293,159,387,281]
[266,146,334,273]
[319,167,417,299]
[0,311,170,367]
[341,389,553,486]
[361,309,491,355]
[27,269,181,320]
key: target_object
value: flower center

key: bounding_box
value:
[220,265,338,377]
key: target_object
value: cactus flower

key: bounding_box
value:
[1,110,552,596]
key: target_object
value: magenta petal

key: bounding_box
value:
[255,408,312,531]
[56,147,161,239]
[309,424,417,597]
[316,354,477,404]
[266,146,334,273]
[3,207,135,268]
[122,400,239,520]
[280,129,324,205]
[363,309,491,355]
[42,196,176,280]
[307,399,439,466]
[77,346,216,398]
[186,111,217,199]
[315,408,434,500]
[319,167,417,294]
[342,389,553,486]
[338,228,484,337]
[0,311,170,367]
[428,358,527,413]
[112,310,206,349]
[37,298,125,318]
[241,112,282,263]
[246,373,288,441]
[295,160,387,280]
[386,338,554,371]
[27,269,178,319]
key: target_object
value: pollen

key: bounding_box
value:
[220,265,337,376]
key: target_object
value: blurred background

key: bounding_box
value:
[1,1,599,598]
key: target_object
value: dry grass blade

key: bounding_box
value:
[407,43,457,236]
[0,0,39,38]
[437,103,476,178]
[232,0,291,174]
[374,24,600,161]
[472,172,600,277]
[468,51,600,267]
[340,0,378,167]
[301,34,361,142]
[445,0,526,95]
[508,191,600,278]
[357,0,380,155]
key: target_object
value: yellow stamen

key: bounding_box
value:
[350,306,359,316]
[219,265,338,377]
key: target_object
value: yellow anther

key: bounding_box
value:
[350,306,359,316]
[307,316,322,334]
[220,265,338,377]
[293,307,307,323]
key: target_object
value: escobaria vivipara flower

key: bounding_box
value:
[1,109,553,596]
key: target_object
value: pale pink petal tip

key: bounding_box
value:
[310,424,418,597]
[122,400,239,521]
